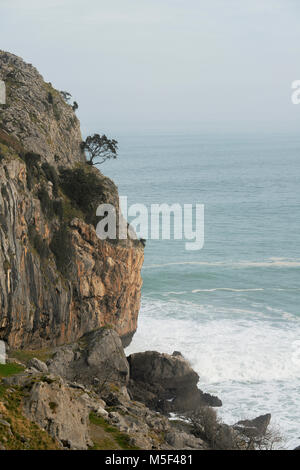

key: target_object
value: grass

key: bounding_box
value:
[0,363,25,378]
[89,413,140,451]
[0,384,60,450]
[8,348,53,366]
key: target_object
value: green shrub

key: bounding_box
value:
[47,92,53,104]
[1,185,8,199]
[41,162,59,197]
[61,198,83,223]
[23,155,59,195]
[28,226,49,259]
[46,91,61,120]
[0,213,8,234]
[22,152,41,190]
[49,402,58,413]
[38,187,55,220]
[59,167,105,226]
[53,104,61,121]
[53,199,64,220]
[49,224,74,276]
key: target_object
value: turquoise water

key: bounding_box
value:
[104,133,300,448]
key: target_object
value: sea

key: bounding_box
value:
[103,132,300,449]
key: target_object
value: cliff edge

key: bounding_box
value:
[0,51,144,349]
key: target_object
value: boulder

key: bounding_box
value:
[27,358,48,374]
[23,379,91,450]
[128,350,198,386]
[165,430,207,450]
[127,351,221,414]
[48,328,129,388]
[233,414,271,438]
[2,371,43,388]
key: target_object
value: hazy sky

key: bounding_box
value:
[1,0,300,134]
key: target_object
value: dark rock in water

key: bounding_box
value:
[128,350,199,385]
[48,327,129,388]
[201,392,222,407]
[294,446,300,450]
[233,414,271,438]
[172,351,183,357]
[127,351,222,414]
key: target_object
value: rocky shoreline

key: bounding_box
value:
[0,328,274,450]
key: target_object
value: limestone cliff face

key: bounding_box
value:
[0,51,144,349]
[0,51,84,169]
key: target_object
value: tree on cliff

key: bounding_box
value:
[81,134,118,166]
[60,91,72,103]
[60,91,79,111]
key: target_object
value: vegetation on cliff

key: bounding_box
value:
[0,383,60,450]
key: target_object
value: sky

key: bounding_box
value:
[1,0,300,135]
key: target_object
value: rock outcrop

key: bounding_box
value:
[23,377,92,450]
[27,357,48,374]
[48,327,129,388]
[1,365,209,450]
[127,351,222,414]
[1,363,272,451]
[0,332,274,450]
[0,51,144,349]
[0,51,84,169]
[233,414,272,438]
[22,372,209,450]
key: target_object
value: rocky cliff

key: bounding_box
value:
[0,51,144,349]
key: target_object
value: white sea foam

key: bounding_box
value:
[191,288,265,293]
[129,299,300,382]
[127,297,300,449]
[143,258,300,269]
[163,287,299,296]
